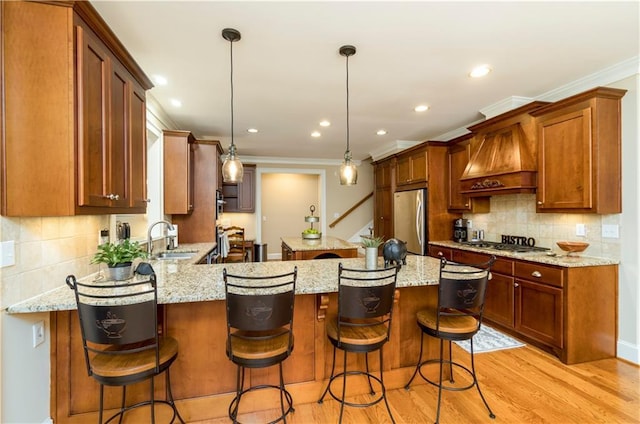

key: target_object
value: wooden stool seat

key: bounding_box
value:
[229,330,292,360]
[417,308,479,335]
[326,318,388,346]
[92,337,179,378]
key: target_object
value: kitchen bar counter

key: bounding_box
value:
[19,244,444,423]
[429,240,619,267]
[7,242,439,313]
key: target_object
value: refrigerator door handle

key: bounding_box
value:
[416,193,423,247]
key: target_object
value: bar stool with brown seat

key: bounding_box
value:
[224,226,248,263]
[318,263,400,423]
[65,263,184,424]
[223,266,298,423]
[404,256,496,424]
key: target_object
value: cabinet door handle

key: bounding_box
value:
[437,251,443,257]
[531,271,542,278]
[514,282,519,288]
[537,201,543,205]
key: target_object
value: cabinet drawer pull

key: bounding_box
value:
[437,251,443,257]
[531,271,542,278]
[105,193,120,200]
[537,201,543,205]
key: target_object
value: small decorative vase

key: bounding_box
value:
[365,247,378,270]
[107,262,133,281]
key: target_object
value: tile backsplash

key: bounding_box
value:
[0,215,109,308]
[464,194,621,259]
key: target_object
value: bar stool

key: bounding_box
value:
[65,263,184,424]
[223,266,297,423]
[318,263,400,423]
[405,256,496,424]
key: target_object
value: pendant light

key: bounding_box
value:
[221,28,244,183]
[339,45,357,185]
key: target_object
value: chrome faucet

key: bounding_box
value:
[147,220,175,257]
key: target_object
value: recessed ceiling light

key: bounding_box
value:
[311,131,321,138]
[152,75,168,86]
[376,129,387,136]
[469,64,492,78]
[319,120,331,127]
[170,99,182,107]
[247,128,258,133]
[414,105,429,112]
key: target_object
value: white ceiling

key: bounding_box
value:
[91,1,639,162]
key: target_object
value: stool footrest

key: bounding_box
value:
[413,358,477,392]
[322,370,387,408]
[229,384,294,424]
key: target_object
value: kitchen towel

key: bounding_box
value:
[220,231,230,258]
[454,325,525,354]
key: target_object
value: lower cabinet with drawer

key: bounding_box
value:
[430,246,617,364]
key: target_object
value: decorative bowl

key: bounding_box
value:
[556,241,589,256]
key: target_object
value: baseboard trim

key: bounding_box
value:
[617,340,639,365]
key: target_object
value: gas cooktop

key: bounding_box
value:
[460,240,550,253]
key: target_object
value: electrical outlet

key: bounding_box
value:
[602,224,619,238]
[32,321,45,348]
[576,223,586,236]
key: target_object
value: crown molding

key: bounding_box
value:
[479,96,534,119]
[535,55,639,102]
[234,155,360,166]
[369,140,421,161]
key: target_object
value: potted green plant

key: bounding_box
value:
[91,239,147,280]
[361,235,385,270]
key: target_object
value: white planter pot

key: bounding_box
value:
[365,247,378,270]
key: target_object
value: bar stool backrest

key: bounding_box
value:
[66,271,160,376]
[336,264,400,344]
[224,267,297,356]
[436,256,495,331]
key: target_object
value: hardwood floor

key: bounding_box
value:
[192,343,639,424]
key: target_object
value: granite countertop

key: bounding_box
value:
[429,240,619,267]
[281,236,360,251]
[7,243,441,314]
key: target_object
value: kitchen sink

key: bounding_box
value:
[154,251,197,260]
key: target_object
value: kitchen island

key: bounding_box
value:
[281,236,359,260]
[8,244,443,423]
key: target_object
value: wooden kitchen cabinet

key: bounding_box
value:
[442,245,617,364]
[396,145,427,186]
[163,130,195,214]
[447,134,490,213]
[0,1,152,216]
[531,87,626,213]
[171,140,223,243]
[222,165,256,213]
[76,25,147,210]
[373,158,394,239]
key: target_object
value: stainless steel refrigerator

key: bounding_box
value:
[393,189,427,255]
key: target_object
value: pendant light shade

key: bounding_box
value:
[221,28,243,183]
[339,45,357,185]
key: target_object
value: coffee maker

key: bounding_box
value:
[453,218,469,242]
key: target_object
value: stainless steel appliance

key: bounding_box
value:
[393,189,427,255]
[453,218,468,242]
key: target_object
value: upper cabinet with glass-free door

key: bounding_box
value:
[531,87,626,214]
[1,1,152,216]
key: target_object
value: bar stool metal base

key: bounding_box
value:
[318,348,395,424]
[229,363,294,424]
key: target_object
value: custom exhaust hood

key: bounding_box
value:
[459,101,549,197]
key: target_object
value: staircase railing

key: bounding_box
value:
[329,192,373,228]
